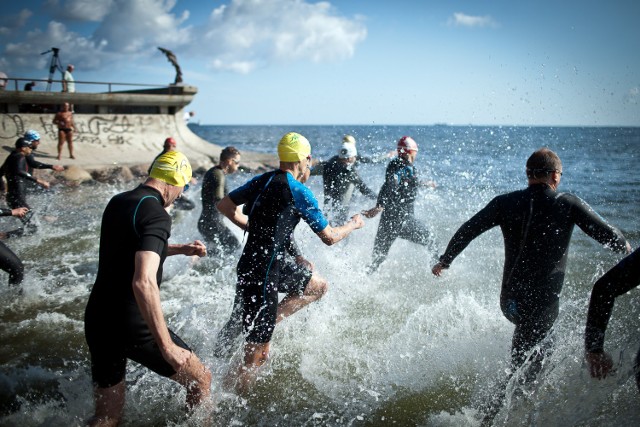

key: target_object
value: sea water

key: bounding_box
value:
[0,125,638,426]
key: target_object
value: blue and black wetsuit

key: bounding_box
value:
[312,155,376,225]
[370,156,435,271]
[84,185,191,388]
[227,169,328,344]
[0,207,23,285]
[198,165,240,256]
[439,183,629,367]
[585,248,640,391]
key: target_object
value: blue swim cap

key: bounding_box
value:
[23,130,41,142]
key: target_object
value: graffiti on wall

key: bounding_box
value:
[1,113,175,147]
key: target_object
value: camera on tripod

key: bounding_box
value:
[41,47,63,91]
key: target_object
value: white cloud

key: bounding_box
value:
[201,0,367,73]
[448,12,498,28]
[46,0,115,22]
[93,0,191,54]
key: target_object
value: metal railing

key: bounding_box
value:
[1,77,166,93]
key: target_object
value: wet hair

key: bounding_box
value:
[220,146,240,162]
[526,148,562,179]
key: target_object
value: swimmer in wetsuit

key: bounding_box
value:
[585,247,640,391]
[216,132,364,394]
[0,206,29,285]
[52,102,76,160]
[431,148,631,423]
[84,151,211,426]
[311,142,377,226]
[363,136,437,272]
[198,146,242,256]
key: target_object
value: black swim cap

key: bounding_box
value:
[15,137,32,148]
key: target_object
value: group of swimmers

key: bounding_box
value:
[3,129,636,425]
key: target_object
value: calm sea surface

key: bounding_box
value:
[1,125,638,426]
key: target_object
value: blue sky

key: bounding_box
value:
[1,0,639,126]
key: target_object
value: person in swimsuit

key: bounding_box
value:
[198,146,242,256]
[52,102,76,160]
[311,142,377,226]
[84,151,211,426]
[585,248,640,391]
[216,132,364,394]
[431,148,631,422]
[363,136,437,272]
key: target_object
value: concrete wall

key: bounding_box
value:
[0,111,221,171]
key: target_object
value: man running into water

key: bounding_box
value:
[52,102,76,160]
[216,132,364,394]
[363,136,437,272]
[431,148,631,423]
[585,248,640,392]
[84,151,211,426]
[311,141,377,225]
[198,146,242,256]
[149,137,195,211]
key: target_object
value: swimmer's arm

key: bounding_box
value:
[132,251,180,361]
[217,195,248,231]
[167,240,206,257]
[316,214,364,246]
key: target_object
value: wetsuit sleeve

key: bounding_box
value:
[26,156,53,170]
[585,248,640,353]
[134,197,171,255]
[288,176,329,233]
[212,169,226,201]
[12,157,38,182]
[310,161,324,176]
[356,154,374,164]
[568,195,628,252]
[439,197,502,266]
[229,173,268,206]
[351,169,377,199]
[0,208,12,216]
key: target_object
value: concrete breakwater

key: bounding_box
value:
[0,84,278,186]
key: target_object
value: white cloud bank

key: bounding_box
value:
[448,12,498,28]
[0,0,366,76]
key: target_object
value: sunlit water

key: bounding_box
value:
[1,125,638,426]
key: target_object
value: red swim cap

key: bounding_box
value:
[397,136,418,154]
[164,137,177,148]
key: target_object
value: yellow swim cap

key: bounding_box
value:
[342,135,356,144]
[277,132,311,162]
[149,151,192,187]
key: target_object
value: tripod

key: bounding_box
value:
[41,47,64,92]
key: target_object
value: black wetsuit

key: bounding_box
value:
[198,166,240,255]
[312,156,376,225]
[84,185,191,388]
[2,151,39,209]
[585,248,640,391]
[0,207,23,285]
[226,169,328,344]
[370,156,434,271]
[439,183,629,367]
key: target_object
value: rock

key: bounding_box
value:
[61,166,93,184]
[91,166,135,183]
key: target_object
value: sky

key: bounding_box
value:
[1,0,639,126]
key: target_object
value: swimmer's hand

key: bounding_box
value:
[11,207,29,218]
[431,262,448,277]
[349,214,365,229]
[586,351,615,379]
[52,165,65,172]
[169,240,207,257]
[162,342,193,372]
[362,206,382,218]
